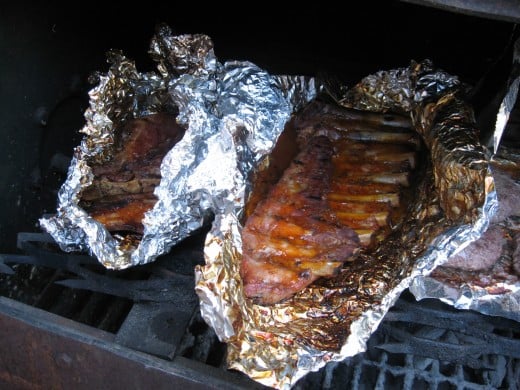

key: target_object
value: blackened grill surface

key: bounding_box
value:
[294,291,520,389]
[0,234,135,333]
[2,237,520,388]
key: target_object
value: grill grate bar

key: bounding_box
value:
[46,287,90,319]
[177,309,228,367]
[95,295,133,333]
[31,268,63,309]
[75,291,114,325]
[302,349,517,389]
[377,324,495,369]
[382,298,520,362]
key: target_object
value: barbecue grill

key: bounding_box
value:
[1,1,519,389]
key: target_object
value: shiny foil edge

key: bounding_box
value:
[195,59,496,389]
[492,36,520,154]
[409,276,520,323]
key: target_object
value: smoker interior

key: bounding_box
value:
[1,1,519,389]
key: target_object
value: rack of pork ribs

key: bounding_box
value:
[79,113,185,237]
[241,101,422,305]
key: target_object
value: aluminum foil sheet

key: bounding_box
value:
[38,24,498,387]
[194,59,496,389]
[409,44,520,323]
[489,36,520,154]
[410,146,520,322]
[39,25,318,269]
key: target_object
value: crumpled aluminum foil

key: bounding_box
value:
[409,41,520,323]
[39,25,318,269]
[195,59,496,389]
[410,146,520,322]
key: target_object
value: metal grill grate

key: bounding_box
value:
[305,344,520,389]
[294,291,520,389]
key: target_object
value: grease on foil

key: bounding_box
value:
[195,59,497,389]
[40,25,319,269]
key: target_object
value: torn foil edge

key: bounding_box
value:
[39,27,319,270]
[195,60,497,389]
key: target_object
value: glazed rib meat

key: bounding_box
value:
[297,101,420,248]
[328,138,417,246]
[241,136,360,305]
[241,101,420,305]
[80,113,185,234]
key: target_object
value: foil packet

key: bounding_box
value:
[39,25,318,269]
[195,59,496,388]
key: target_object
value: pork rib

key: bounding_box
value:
[241,136,360,305]
[241,102,419,305]
[80,113,185,234]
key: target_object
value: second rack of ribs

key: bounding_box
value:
[79,113,185,235]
